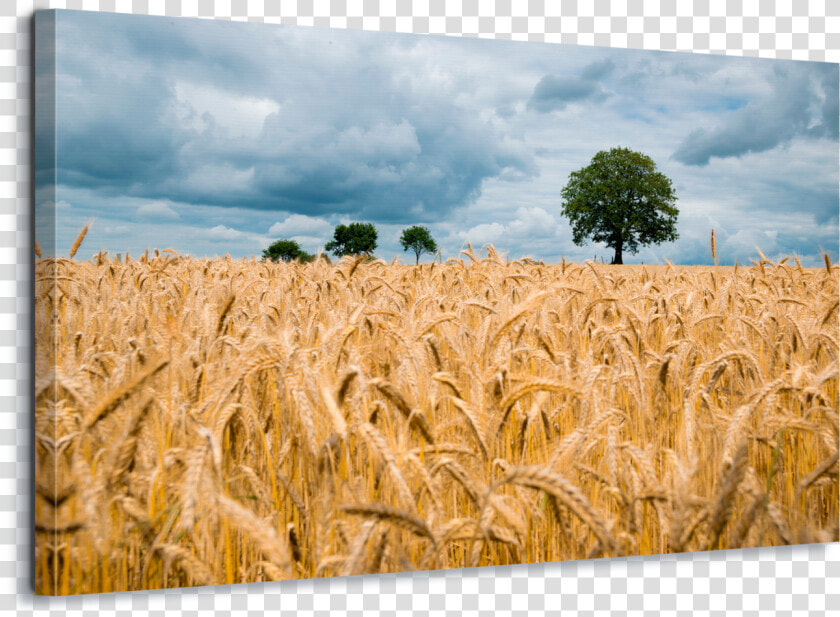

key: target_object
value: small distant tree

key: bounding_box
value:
[560,147,679,265]
[262,239,312,263]
[399,225,438,264]
[324,222,378,257]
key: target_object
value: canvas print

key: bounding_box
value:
[34,9,839,595]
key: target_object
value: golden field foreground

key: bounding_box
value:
[35,248,839,594]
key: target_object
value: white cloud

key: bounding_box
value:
[722,228,780,257]
[288,235,326,252]
[207,224,245,240]
[268,214,332,237]
[174,81,279,139]
[458,222,505,244]
[454,208,559,252]
[137,201,179,220]
[507,206,559,236]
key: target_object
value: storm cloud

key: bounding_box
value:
[672,63,839,166]
[49,12,536,223]
[527,59,614,112]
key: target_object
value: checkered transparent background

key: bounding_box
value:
[5,0,840,614]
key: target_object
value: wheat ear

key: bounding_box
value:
[69,223,90,259]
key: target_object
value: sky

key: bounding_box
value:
[35,10,839,265]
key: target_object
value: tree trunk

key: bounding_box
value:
[415,252,420,265]
[612,240,623,265]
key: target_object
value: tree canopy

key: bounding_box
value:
[324,222,378,257]
[399,225,438,264]
[560,147,679,264]
[262,239,312,263]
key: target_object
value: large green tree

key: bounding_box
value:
[324,222,378,257]
[262,238,312,263]
[560,147,679,265]
[399,225,438,264]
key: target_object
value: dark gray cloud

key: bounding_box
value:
[527,59,614,112]
[813,68,840,140]
[243,111,537,220]
[48,11,537,224]
[581,59,615,80]
[673,63,839,166]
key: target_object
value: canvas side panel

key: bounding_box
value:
[33,9,59,596]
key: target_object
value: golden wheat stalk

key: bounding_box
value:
[34,244,838,593]
[83,359,169,429]
[69,223,90,259]
[154,544,215,587]
[216,493,291,573]
[498,465,616,554]
[711,229,716,264]
[340,503,435,543]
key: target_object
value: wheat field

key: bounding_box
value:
[34,244,839,594]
